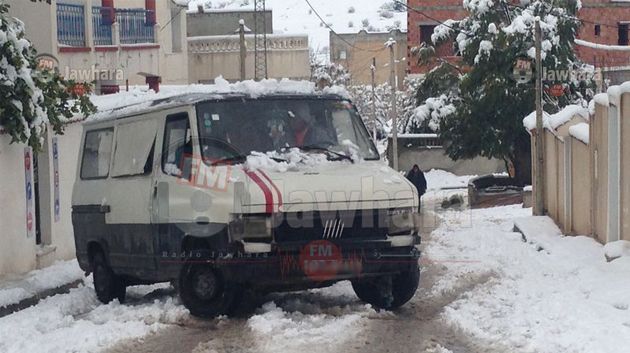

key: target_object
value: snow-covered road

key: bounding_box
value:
[3,197,630,353]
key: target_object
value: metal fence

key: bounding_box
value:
[57,3,86,47]
[92,7,113,46]
[117,9,155,44]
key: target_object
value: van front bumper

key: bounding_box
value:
[196,240,421,289]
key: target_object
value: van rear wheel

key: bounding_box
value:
[92,252,126,304]
[351,266,420,310]
[179,262,238,318]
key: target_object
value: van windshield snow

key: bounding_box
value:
[196,98,379,164]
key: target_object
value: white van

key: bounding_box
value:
[72,88,420,318]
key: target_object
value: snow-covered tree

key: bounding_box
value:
[409,0,595,184]
[311,62,351,87]
[0,2,95,150]
[347,78,419,139]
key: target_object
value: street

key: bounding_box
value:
[105,209,496,353]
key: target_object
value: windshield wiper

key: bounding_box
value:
[294,145,354,163]
[210,154,287,166]
[209,154,249,166]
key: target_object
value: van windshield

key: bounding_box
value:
[196,98,379,164]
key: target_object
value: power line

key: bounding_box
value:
[303,0,386,53]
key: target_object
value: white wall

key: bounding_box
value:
[48,124,84,260]
[0,136,37,275]
[0,123,83,276]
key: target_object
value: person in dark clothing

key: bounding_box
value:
[405,164,427,211]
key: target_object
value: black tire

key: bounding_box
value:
[352,265,420,310]
[178,262,239,319]
[92,252,126,304]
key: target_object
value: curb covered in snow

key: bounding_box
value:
[0,280,82,318]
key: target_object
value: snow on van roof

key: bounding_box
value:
[84,77,350,123]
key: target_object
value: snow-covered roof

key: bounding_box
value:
[83,78,349,124]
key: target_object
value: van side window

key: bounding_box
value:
[111,119,158,178]
[162,114,192,178]
[81,128,114,179]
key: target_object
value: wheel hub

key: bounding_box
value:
[192,268,218,300]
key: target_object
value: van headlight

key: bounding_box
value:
[387,208,415,235]
[229,214,273,241]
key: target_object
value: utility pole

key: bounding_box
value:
[388,38,399,171]
[239,19,247,81]
[371,57,377,143]
[534,18,545,216]
[254,0,268,80]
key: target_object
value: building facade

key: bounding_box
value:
[407,0,630,83]
[329,29,407,88]
[576,1,630,85]
[187,9,310,83]
[6,0,189,90]
[406,0,466,76]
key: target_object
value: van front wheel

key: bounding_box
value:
[179,262,238,318]
[351,266,420,310]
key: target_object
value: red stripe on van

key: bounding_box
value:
[258,170,283,209]
[245,170,274,214]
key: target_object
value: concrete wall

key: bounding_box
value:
[188,34,310,82]
[621,93,630,241]
[330,30,407,88]
[6,0,55,55]
[570,137,592,236]
[0,137,37,275]
[187,10,272,37]
[544,130,559,221]
[592,101,609,243]
[0,123,83,276]
[388,138,506,175]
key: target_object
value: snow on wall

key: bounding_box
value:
[523,105,589,131]
[569,122,590,144]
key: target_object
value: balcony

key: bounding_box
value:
[57,3,156,48]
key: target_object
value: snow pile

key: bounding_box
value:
[424,169,476,191]
[604,240,630,261]
[548,105,589,130]
[0,277,189,353]
[588,94,609,115]
[0,260,83,308]
[428,206,630,353]
[85,78,349,122]
[187,0,406,60]
[607,81,630,100]
[569,123,590,144]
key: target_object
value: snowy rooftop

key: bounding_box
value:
[83,78,349,123]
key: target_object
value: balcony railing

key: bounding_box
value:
[57,4,155,47]
[57,3,86,47]
[116,9,155,45]
[92,7,113,46]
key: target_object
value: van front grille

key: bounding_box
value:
[272,210,389,243]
